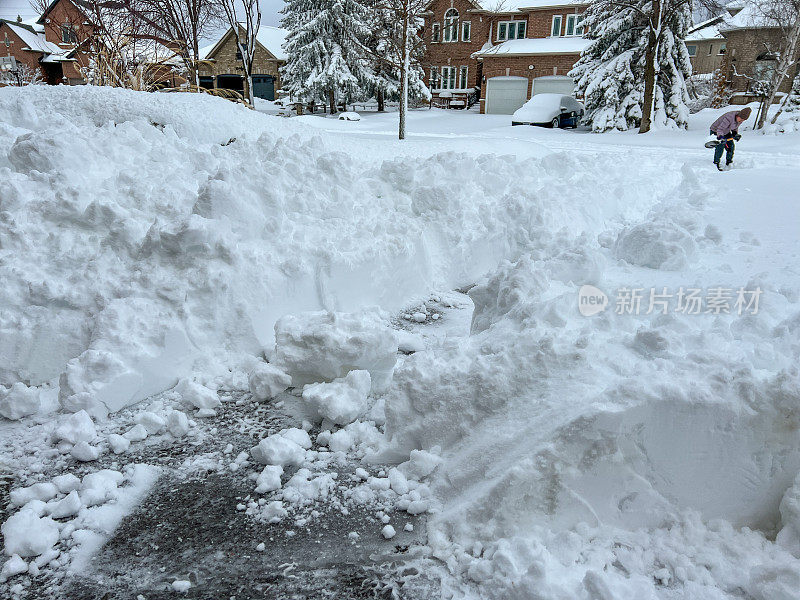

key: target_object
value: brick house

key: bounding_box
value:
[199,26,287,101]
[686,16,726,75]
[0,2,86,86]
[421,0,589,114]
[719,0,800,100]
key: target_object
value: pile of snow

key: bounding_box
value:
[0,86,650,417]
[379,166,800,598]
[2,465,158,582]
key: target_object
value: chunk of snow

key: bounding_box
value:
[381,525,396,539]
[108,433,131,454]
[134,411,165,435]
[2,509,59,557]
[48,490,82,519]
[10,482,58,507]
[166,410,190,437]
[255,465,283,494]
[273,310,398,392]
[172,580,191,592]
[263,501,287,523]
[398,450,443,480]
[0,383,41,420]
[279,427,312,449]
[52,474,81,494]
[250,435,306,467]
[70,441,100,462]
[301,370,371,425]
[248,362,291,401]
[123,424,148,442]
[327,429,354,453]
[54,410,96,445]
[412,312,426,323]
[0,555,28,581]
[175,379,220,410]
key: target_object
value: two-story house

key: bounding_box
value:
[422,0,589,114]
[0,0,93,86]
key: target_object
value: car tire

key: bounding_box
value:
[551,117,560,128]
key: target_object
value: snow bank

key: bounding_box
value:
[0,86,650,415]
[380,166,800,597]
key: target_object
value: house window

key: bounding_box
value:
[61,22,77,44]
[718,43,726,55]
[753,53,777,83]
[687,44,697,56]
[462,21,471,42]
[430,67,440,88]
[3,33,11,49]
[459,65,468,88]
[235,48,243,60]
[443,9,458,42]
[441,66,457,89]
[551,15,562,37]
[575,14,585,35]
[432,23,441,43]
[707,44,713,55]
[497,21,526,41]
[565,14,577,36]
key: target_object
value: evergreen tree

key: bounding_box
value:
[280,0,374,113]
[570,0,692,133]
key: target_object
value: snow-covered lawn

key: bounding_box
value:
[2,87,800,599]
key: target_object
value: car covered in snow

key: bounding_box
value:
[511,94,584,128]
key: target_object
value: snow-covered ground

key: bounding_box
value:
[2,87,800,599]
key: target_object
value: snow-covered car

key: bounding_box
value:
[338,112,362,121]
[511,94,584,128]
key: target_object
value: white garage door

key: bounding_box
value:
[532,75,575,96]
[485,76,528,115]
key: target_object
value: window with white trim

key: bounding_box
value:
[497,20,526,41]
[430,67,440,88]
[432,22,441,43]
[459,65,468,88]
[551,15,562,37]
[718,42,726,55]
[575,14,585,35]
[441,66,457,89]
[443,8,458,42]
[565,14,577,36]
[462,21,471,41]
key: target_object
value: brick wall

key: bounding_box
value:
[422,0,494,89]
[0,23,48,83]
[199,29,283,92]
[724,28,800,94]
[41,0,93,83]
[688,39,725,75]
[477,53,581,113]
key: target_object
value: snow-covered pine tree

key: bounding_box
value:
[570,0,692,133]
[280,0,374,113]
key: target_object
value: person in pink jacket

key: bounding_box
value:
[709,106,751,171]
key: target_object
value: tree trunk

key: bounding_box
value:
[756,11,800,129]
[377,89,385,112]
[639,24,658,133]
[399,5,409,140]
[328,89,336,115]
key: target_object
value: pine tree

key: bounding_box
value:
[570,0,692,133]
[280,0,374,113]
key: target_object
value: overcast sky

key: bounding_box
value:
[0,0,286,41]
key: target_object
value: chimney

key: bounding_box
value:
[16,15,22,22]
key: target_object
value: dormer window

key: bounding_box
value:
[564,14,585,36]
[551,15,562,37]
[61,22,77,44]
[443,8,458,43]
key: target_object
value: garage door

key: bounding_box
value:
[485,76,528,115]
[532,75,574,96]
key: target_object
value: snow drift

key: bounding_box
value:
[0,86,651,416]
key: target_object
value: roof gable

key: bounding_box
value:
[202,25,288,62]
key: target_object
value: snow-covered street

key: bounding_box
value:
[2,87,800,599]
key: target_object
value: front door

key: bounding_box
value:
[251,75,275,101]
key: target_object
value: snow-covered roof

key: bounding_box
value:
[2,20,66,56]
[255,26,288,61]
[203,25,288,62]
[686,16,725,41]
[473,0,586,12]
[721,0,783,30]
[473,36,590,57]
